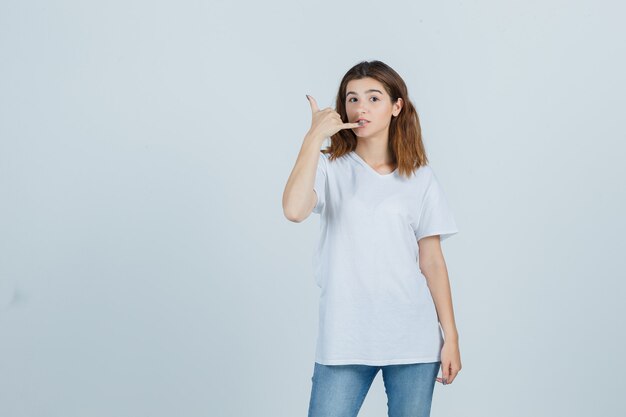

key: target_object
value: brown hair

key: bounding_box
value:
[323,60,428,178]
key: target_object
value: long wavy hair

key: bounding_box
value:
[323,60,428,178]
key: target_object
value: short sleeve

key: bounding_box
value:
[312,152,328,214]
[414,168,459,242]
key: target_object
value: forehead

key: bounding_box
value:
[345,77,386,94]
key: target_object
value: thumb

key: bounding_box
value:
[306,94,320,113]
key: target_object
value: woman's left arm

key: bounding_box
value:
[418,234,462,385]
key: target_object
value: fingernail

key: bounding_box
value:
[306,94,310,100]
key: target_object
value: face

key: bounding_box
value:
[344,77,402,139]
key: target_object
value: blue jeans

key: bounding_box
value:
[307,361,441,417]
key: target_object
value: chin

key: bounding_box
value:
[356,130,377,139]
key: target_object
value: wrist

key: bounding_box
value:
[304,130,326,145]
[443,333,458,344]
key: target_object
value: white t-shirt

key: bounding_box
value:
[311,149,459,366]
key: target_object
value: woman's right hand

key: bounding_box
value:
[306,95,361,140]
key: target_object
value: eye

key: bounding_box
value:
[370,96,380,102]
[348,97,357,102]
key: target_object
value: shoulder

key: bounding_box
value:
[417,164,433,174]
[412,164,435,182]
[319,150,345,167]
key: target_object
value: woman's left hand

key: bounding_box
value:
[436,340,462,385]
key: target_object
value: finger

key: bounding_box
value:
[444,369,455,384]
[343,122,363,129]
[442,362,450,385]
[448,368,460,384]
[306,95,320,113]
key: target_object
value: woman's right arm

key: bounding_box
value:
[281,131,325,222]
[282,95,360,223]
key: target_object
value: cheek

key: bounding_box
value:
[373,107,391,119]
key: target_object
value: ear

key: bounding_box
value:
[393,97,403,117]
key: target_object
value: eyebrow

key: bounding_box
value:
[346,89,383,97]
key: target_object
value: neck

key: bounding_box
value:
[354,139,393,166]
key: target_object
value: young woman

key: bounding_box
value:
[282,60,462,417]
